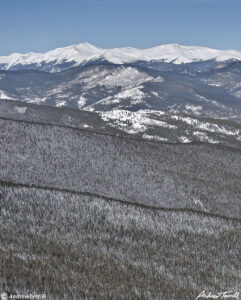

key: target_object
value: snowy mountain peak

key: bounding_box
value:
[1,42,241,72]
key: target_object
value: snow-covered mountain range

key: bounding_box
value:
[0,42,241,145]
[1,42,241,72]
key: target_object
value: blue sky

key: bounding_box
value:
[0,0,241,55]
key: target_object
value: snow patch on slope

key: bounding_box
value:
[99,67,153,89]
[99,109,177,134]
[24,97,47,104]
[178,136,191,143]
[0,90,14,100]
[78,95,87,108]
[100,86,147,106]
[56,100,66,107]
[171,115,240,136]
[192,131,218,144]
[184,105,202,115]
[143,134,169,142]
[14,106,27,114]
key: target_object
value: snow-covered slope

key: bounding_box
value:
[1,42,241,72]
[0,43,103,68]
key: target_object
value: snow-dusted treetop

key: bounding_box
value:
[1,42,241,69]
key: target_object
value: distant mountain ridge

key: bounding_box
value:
[1,42,241,73]
[1,61,241,123]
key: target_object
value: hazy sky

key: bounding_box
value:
[0,0,241,55]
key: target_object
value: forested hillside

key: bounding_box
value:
[0,103,240,299]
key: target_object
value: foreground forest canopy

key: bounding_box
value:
[0,101,240,299]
